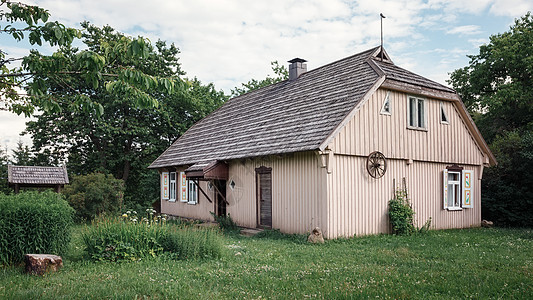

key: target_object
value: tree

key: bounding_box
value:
[10,140,33,165]
[1,0,176,116]
[448,13,533,226]
[0,146,9,194]
[231,61,288,97]
[63,172,124,222]
[23,23,227,209]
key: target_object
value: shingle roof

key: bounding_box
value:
[149,47,455,168]
[373,59,455,93]
[8,165,69,185]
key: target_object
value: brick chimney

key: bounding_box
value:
[288,58,307,81]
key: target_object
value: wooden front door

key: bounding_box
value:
[215,180,227,217]
[256,167,272,227]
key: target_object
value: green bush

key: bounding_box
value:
[0,191,74,265]
[82,216,224,262]
[388,189,415,235]
[82,217,166,262]
[63,172,124,222]
[210,212,239,233]
[159,227,224,260]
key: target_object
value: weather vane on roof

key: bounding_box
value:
[380,13,386,62]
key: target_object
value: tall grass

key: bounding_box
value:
[0,191,74,265]
[82,216,224,262]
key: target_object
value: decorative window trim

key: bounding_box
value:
[179,172,188,203]
[407,96,427,130]
[229,179,236,190]
[380,91,392,115]
[440,102,449,124]
[161,171,169,200]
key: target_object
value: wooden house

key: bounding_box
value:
[149,47,496,238]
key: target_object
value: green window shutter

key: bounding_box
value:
[462,170,473,208]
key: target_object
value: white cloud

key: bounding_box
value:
[447,25,482,35]
[489,0,533,17]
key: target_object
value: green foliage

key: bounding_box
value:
[482,130,533,227]
[23,24,227,210]
[1,0,79,112]
[0,0,79,47]
[388,189,415,235]
[2,1,176,116]
[210,212,239,233]
[231,61,288,97]
[0,147,9,194]
[0,191,74,265]
[9,140,33,165]
[82,216,223,262]
[82,217,166,262]
[449,13,533,226]
[63,173,124,222]
[159,227,225,260]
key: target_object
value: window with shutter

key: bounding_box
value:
[442,168,474,210]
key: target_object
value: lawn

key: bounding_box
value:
[1,226,532,299]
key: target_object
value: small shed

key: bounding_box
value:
[7,165,69,193]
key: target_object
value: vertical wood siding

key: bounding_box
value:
[160,167,216,221]
[326,87,484,237]
[327,156,482,237]
[226,152,328,235]
[330,88,485,165]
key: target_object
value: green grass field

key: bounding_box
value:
[1,226,532,299]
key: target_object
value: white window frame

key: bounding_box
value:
[169,172,176,202]
[187,179,198,205]
[440,102,449,124]
[380,91,392,115]
[407,96,426,130]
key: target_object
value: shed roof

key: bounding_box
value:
[8,165,69,185]
[150,47,495,168]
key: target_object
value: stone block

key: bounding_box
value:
[25,254,63,276]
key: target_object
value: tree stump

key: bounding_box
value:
[481,220,494,228]
[25,254,63,276]
[307,227,325,244]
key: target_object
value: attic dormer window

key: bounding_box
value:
[380,91,391,115]
[440,102,449,124]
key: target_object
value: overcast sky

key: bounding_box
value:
[1,0,533,156]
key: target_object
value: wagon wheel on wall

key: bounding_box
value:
[366,151,387,179]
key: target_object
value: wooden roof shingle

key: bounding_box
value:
[8,165,69,185]
[149,47,463,169]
